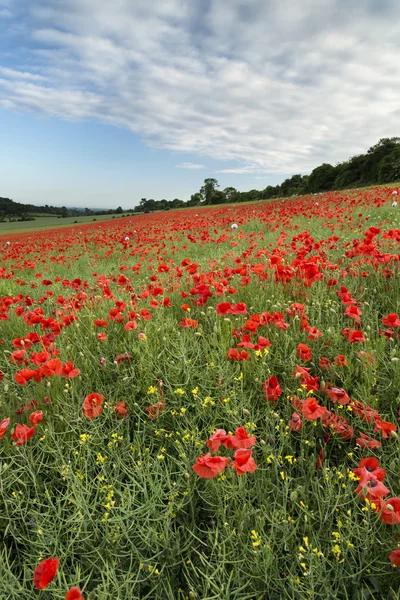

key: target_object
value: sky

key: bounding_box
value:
[1,0,400,209]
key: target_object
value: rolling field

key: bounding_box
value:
[1,187,400,599]
[0,213,134,234]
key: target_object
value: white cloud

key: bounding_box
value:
[177,162,205,169]
[1,0,400,174]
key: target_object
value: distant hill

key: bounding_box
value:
[0,197,134,222]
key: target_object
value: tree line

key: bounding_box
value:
[136,137,400,212]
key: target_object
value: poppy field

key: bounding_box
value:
[1,187,400,599]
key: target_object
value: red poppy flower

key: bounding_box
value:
[15,368,37,385]
[389,549,400,567]
[124,320,138,331]
[353,457,386,484]
[263,376,282,402]
[355,477,390,501]
[297,343,312,361]
[82,393,104,419]
[227,348,249,361]
[145,400,165,420]
[29,410,43,426]
[326,387,350,405]
[378,498,400,524]
[349,400,380,423]
[307,326,323,341]
[11,423,36,446]
[334,355,347,367]
[33,557,59,590]
[179,317,198,328]
[114,401,128,418]
[255,336,271,350]
[0,417,10,439]
[230,426,256,449]
[345,305,362,323]
[114,353,132,364]
[61,362,80,379]
[382,313,400,328]
[97,332,107,342]
[192,453,229,479]
[30,351,51,366]
[356,432,381,449]
[65,586,85,600]
[318,357,331,370]
[94,318,108,327]
[216,302,232,315]
[301,397,327,421]
[230,302,248,315]
[348,329,366,343]
[374,419,396,438]
[40,358,63,377]
[206,429,228,453]
[289,412,302,432]
[10,349,28,364]
[12,337,33,349]
[231,449,257,475]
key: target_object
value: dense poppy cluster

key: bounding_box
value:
[193,426,257,478]
[0,184,400,594]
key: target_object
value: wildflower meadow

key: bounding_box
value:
[1,186,400,599]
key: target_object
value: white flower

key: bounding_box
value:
[392,201,398,207]
[392,190,398,195]
[124,236,130,241]
[6,241,10,246]
[231,223,238,229]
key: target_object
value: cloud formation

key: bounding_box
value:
[177,162,205,169]
[2,0,400,175]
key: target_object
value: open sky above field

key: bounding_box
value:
[1,0,400,208]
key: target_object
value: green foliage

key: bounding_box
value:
[200,178,220,205]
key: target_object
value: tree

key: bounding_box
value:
[307,164,338,193]
[361,138,400,185]
[223,187,237,202]
[200,178,219,205]
[187,193,202,206]
[116,206,123,214]
[171,198,185,209]
[378,146,400,183]
[211,190,226,204]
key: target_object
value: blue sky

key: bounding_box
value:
[1,0,400,209]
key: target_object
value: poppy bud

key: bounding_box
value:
[243,409,250,415]
[184,473,190,479]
